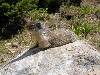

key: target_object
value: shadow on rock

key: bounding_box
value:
[3,45,41,67]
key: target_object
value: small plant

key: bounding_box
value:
[95,8,100,19]
[71,17,91,38]
[80,6,90,15]
[81,22,91,38]
[72,26,80,36]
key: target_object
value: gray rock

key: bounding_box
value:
[0,40,100,75]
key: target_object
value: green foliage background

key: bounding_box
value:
[0,0,39,39]
[0,0,94,39]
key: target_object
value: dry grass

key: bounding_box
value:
[0,30,36,67]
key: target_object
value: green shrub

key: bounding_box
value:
[0,0,39,39]
[0,3,22,39]
[27,8,49,21]
[16,0,39,12]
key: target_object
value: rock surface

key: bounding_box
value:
[0,40,100,75]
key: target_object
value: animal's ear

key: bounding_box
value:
[24,17,34,30]
[24,17,33,26]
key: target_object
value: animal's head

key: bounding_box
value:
[32,22,46,34]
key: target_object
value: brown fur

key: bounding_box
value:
[25,19,78,49]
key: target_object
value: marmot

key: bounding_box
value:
[25,18,78,49]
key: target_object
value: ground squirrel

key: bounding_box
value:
[25,18,78,49]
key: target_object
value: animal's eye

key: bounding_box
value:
[36,23,42,29]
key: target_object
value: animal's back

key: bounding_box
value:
[45,28,78,47]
